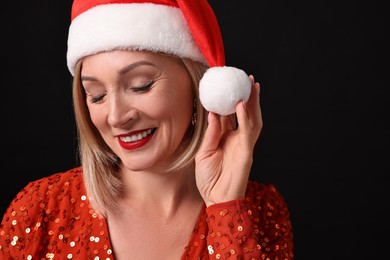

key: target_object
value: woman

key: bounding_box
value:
[0,0,294,259]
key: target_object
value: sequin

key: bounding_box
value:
[0,167,294,259]
[208,245,215,255]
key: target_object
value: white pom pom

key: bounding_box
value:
[199,66,251,116]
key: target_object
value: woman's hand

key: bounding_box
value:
[195,75,262,207]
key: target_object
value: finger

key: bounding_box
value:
[236,75,259,125]
[198,112,221,155]
[246,79,262,132]
[221,75,256,134]
[220,114,235,134]
[235,100,249,134]
[249,74,255,85]
[236,80,262,136]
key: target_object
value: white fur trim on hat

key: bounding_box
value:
[67,3,206,75]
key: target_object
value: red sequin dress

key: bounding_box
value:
[0,167,294,259]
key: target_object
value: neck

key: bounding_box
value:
[118,164,202,218]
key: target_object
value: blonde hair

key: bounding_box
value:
[72,56,209,216]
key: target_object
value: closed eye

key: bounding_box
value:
[89,93,106,104]
[131,80,155,93]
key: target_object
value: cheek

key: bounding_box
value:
[87,106,107,130]
[155,89,193,123]
[144,99,190,123]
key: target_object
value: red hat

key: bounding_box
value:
[67,0,251,116]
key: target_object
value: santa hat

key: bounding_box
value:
[67,0,251,116]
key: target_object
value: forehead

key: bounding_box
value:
[81,50,184,72]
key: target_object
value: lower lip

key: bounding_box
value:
[118,132,154,150]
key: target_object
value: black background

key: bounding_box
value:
[1,1,387,259]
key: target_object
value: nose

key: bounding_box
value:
[107,94,138,128]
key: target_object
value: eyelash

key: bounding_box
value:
[90,95,104,104]
[131,80,155,93]
[89,80,155,104]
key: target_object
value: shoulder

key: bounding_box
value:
[245,180,291,222]
[207,180,291,221]
[245,180,288,203]
[203,180,294,257]
[245,180,293,253]
[0,167,113,258]
[3,166,86,218]
[26,166,83,189]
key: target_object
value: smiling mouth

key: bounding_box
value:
[119,128,156,143]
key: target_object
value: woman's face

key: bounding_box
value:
[81,50,194,171]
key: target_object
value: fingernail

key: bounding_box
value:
[249,75,255,85]
[242,100,247,110]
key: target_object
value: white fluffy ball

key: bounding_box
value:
[199,66,251,116]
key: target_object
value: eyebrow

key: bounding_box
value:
[118,60,156,75]
[81,60,157,81]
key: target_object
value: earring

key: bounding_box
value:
[192,98,197,126]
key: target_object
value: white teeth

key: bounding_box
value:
[120,129,153,143]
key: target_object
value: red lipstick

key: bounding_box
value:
[117,128,155,150]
